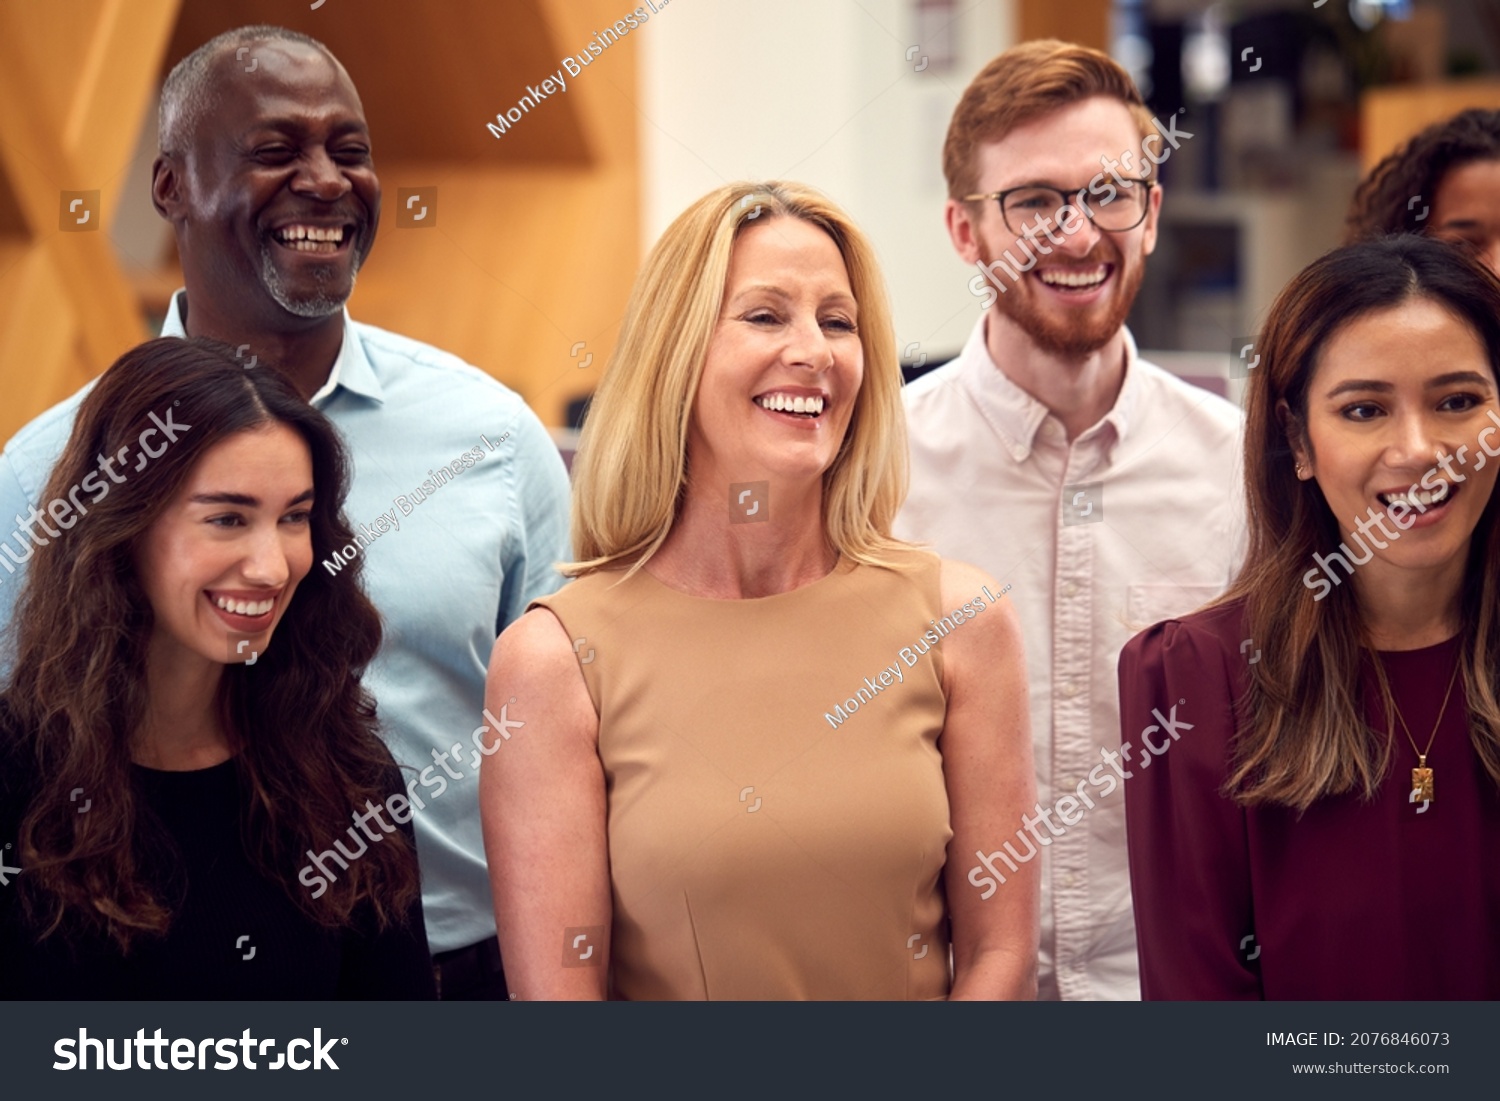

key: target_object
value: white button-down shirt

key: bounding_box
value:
[896,316,1245,1000]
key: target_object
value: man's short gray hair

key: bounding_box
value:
[158,25,334,157]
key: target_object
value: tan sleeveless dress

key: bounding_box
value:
[530,546,953,1000]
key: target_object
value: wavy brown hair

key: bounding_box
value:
[1345,109,1500,243]
[2,337,419,950]
[1222,236,1500,809]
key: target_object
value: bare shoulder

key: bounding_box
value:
[487,607,596,735]
[933,558,1030,753]
[937,557,1021,653]
[490,605,578,671]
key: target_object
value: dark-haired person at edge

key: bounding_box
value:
[1121,237,1500,999]
[0,26,571,999]
[0,338,432,998]
[1346,108,1500,273]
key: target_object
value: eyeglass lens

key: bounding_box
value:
[1001,184,1147,234]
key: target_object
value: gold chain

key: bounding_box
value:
[1392,658,1460,806]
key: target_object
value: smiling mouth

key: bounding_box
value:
[1378,483,1456,511]
[214,595,275,616]
[206,591,279,626]
[754,393,826,419]
[1036,264,1110,292]
[272,224,353,254]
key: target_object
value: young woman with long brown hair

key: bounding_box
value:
[0,337,431,998]
[1121,236,1500,999]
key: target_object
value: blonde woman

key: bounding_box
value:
[480,182,1036,1000]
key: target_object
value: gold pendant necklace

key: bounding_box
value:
[1392,658,1460,807]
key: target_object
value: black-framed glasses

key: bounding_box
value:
[961,178,1155,236]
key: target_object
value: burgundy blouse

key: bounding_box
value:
[1119,600,1500,1000]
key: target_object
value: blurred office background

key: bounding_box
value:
[2,0,1499,448]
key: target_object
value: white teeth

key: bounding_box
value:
[1380,484,1450,509]
[215,596,274,616]
[755,393,825,416]
[1039,267,1107,288]
[276,225,345,246]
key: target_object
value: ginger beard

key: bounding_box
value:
[978,234,1146,359]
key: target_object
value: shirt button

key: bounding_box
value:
[1060,682,1078,698]
[1063,873,1077,887]
[1062,582,1079,598]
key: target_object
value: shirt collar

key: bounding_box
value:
[160,290,385,406]
[958,313,1142,462]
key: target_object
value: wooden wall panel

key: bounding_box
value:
[348,0,640,426]
[167,0,593,165]
[1361,80,1500,171]
[0,0,175,443]
[0,249,93,415]
[1018,0,1110,53]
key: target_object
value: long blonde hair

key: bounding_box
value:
[566,181,910,577]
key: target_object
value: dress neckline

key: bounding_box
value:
[1372,631,1462,659]
[634,553,855,605]
[131,756,237,778]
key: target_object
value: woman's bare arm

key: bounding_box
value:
[937,559,1038,1000]
[479,607,611,999]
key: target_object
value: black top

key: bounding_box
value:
[0,705,435,1000]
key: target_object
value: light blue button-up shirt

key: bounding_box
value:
[0,292,572,954]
